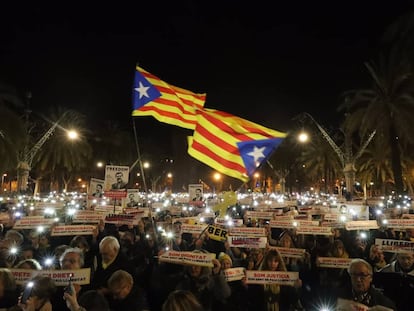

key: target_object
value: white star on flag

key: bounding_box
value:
[247,146,266,163]
[135,81,150,99]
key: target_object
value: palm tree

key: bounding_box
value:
[339,13,414,194]
[32,108,92,192]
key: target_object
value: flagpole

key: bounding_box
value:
[131,118,148,193]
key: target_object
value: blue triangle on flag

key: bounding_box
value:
[238,138,284,177]
[132,71,162,110]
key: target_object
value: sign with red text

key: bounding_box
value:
[228,236,267,248]
[386,219,414,229]
[229,227,266,237]
[317,257,352,269]
[181,224,208,235]
[375,238,414,253]
[296,226,333,236]
[224,267,245,282]
[104,214,139,226]
[245,270,298,286]
[159,251,215,267]
[10,268,91,286]
[72,210,105,223]
[345,220,379,231]
[13,216,54,229]
[271,247,306,258]
[245,211,274,219]
[51,225,96,236]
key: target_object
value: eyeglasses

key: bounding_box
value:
[350,273,372,280]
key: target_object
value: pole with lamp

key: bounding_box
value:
[296,112,375,201]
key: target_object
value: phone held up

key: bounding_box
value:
[64,273,73,295]
[21,281,34,304]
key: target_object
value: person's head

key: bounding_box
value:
[396,252,414,272]
[107,270,133,300]
[78,290,110,311]
[0,268,16,298]
[120,231,135,249]
[99,236,120,264]
[369,244,385,263]
[162,290,203,311]
[128,193,135,200]
[25,275,56,308]
[348,259,373,294]
[20,245,35,260]
[115,172,123,183]
[5,230,24,246]
[331,239,347,258]
[96,184,103,192]
[60,247,84,270]
[54,244,70,266]
[14,258,42,270]
[70,236,90,253]
[38,233,50,248]
[261,249,287,271]
[218,252,232,270]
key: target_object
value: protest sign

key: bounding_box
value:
[245,270,298,286]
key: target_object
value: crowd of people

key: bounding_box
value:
[0,201,413,311]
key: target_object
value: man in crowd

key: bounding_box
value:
[336,258,396,310]
[92,236,135,297]
[107,269,149,311]
[375,252,414,310]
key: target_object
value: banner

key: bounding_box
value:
[159,251,215,267]
[296,226,333,236]
[13,216,54,229]
[385,219,414,229]
[10,268,91,286]
[345,220,379,231]
[271,247,306,258]
[317,257,352,269]
[245,211,275,219]
[229,227,266,237]
[228,236,267,248]
[224,267,245,282]
[207,225,228,242]
[375,238,414,253]
[181,224,208,235]
[72,210,105,223]
[104,214,139,226]
[245,270,298,286]
[51,225,96,236]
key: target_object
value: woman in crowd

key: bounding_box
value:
[247,249,303,311]
[162,290,203,311]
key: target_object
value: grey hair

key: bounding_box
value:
[347,258,373,275]
[99,236,120,251]
[60,247,85,267]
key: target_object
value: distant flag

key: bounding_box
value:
[188,109,287,182]
[132,66,206,130]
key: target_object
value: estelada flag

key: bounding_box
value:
[132,66,206,130]
[188,109,286,182]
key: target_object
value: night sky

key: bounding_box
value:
[1,1,413,186]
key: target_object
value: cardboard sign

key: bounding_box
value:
[345,220,379,231]
[13,216,54,229]
[296,226,333,236]
[10,268,91,286]
[104,214,139,226]
[207,225,228,242]
[245,270,298,286]
[215,218,244,227]
[224,267,245,282]
[245,211,274,219]
[51,225,95,236]
[336,298,393,311]
[181,224,208,235]
[228,236,267,248]
[229,227,266,237]
[385,219,414,229]
[159,251,215,267]
[375,238,414,253]
[272,247,306,258]
[72,210,105,223]
[317,257,352,269]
